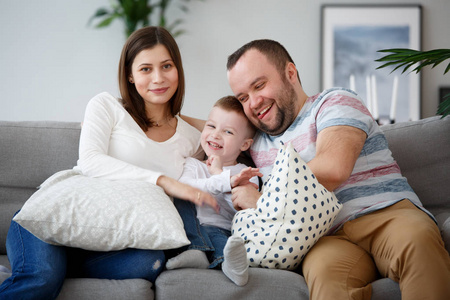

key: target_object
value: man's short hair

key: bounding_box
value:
[227,39,300,83]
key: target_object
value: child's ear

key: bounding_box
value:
[240,138,253,152]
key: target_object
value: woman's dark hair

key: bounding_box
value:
[118,26,185,131]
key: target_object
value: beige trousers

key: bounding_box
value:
[302,200,450,300]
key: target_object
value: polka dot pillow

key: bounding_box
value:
[231,142,342,270]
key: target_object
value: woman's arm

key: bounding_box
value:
[157,175,219,212]
[77,94,162,184]
[78,95,219,211]
[180,114,206,132]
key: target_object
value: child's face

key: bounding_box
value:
[201,106,253,166]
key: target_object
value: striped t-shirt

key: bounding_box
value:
[250,88,432,232]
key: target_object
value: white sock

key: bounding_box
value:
[222,236,249,286]
[0,265,10,274]
[166,249,210,269]
[0,265,11,283]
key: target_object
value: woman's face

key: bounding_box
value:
[130,44,179,108]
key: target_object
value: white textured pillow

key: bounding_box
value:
[14,169,190,251]
[232,142,342,270]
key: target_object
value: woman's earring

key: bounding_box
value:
[129,78,134,83]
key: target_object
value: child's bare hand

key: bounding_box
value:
[206,154,223,175]
[231,167,262,188]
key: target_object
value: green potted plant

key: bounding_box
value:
[376,48,450,118]
[88,0,201,37]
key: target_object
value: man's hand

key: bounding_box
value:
[231,184,261,210]
[230,167,262,188]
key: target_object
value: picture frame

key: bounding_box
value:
[321,5,422,123]
[439,87,450,104]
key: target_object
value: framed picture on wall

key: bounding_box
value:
[321,5,422,124]
[440,87,450,104]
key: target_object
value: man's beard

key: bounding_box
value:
[256,81,298,136]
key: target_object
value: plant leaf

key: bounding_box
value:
[89,0,205,37]
[88,7,111,25]
[445,62,450,75]
[96,15,118,28]
[376,49,450,75]
[437,94,450,118]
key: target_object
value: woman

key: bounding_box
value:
[0,26,217,300]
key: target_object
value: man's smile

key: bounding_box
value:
[258,103,273,119]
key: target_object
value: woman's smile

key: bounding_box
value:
[150,87,170,94]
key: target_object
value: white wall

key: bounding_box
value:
[1,0,449,122]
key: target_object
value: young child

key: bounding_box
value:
[166,96,262,285]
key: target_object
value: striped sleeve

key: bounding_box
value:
[315,91,374,135]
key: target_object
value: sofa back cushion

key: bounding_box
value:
[0,121,80,254]
[1,117,448,255]
[380,116,450,214]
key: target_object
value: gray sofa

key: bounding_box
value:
[1,116,449,299]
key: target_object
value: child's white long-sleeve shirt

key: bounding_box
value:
[179,157,259,231]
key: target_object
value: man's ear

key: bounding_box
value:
[286,62,298,84]
[240,138,254,152]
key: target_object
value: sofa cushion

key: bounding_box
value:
[155,268,309,300]
[371,278,401,300]
[56,278,154,300]
[0,258,154,300]
[0,121,80,189]
[0,121,81,254]
[435,212,450,252]
[13,169,190,251]
[381,116,450,213]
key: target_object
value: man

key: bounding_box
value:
[226,39,450,300]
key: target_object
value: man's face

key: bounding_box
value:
[227,49,298,136]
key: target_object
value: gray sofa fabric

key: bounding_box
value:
[156,268,309,300]
[380,116,450,215]
[57,278,153,300]
[0,116,449,299]
[0,121,81,255]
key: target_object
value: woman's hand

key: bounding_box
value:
[157,175,219,213]
[230,167,262,189]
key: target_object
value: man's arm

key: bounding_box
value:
[231,125,366,210]
[307,125,367,191]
